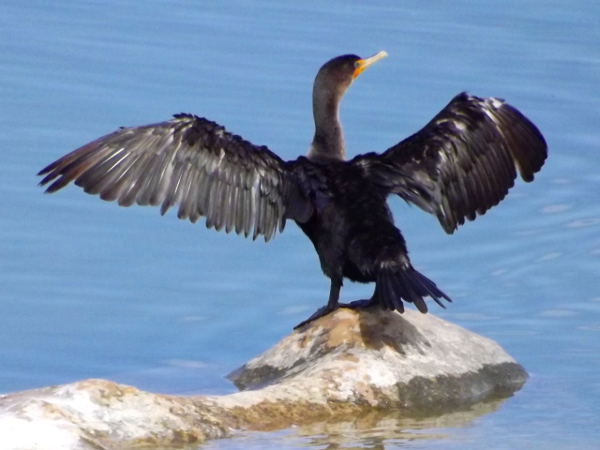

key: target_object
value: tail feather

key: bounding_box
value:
[375,267,451,314]
[411,269,452,308]
[390,271,428,313]
[386,274,406,312]
[377,277,400,311]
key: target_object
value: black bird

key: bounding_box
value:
[38,51,547,328]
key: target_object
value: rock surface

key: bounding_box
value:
[0,308,527,449]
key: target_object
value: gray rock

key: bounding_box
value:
[0,308,527,449]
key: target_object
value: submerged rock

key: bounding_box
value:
[0,308,527,449]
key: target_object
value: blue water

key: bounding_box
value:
[2,1,600,448]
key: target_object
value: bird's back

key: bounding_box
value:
[294,159,406,284]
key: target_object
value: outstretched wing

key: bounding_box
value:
[357,92,547,234]
[38,114,312,241]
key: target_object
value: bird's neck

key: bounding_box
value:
[308,86,346,162]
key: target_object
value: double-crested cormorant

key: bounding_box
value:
[38,51,547,328]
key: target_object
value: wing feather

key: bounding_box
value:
[38,114,312,241]
[357,92,547,233]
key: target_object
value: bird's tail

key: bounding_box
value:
[374,267,452,313]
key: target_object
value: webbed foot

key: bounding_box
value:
[294,298,380,329]
[294,305,339,329]
[339,298,377,310]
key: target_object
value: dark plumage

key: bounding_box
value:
[38,51,547,328]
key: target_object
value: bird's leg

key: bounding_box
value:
[294,278,342,329]
[326,277,342,310]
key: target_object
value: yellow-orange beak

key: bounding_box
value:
[353,50,388,79]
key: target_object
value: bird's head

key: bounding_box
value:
[314,51,388,96]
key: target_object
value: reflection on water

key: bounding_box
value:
[2,0,600,449]
[204,399,507,449]
[294,400,506,448]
